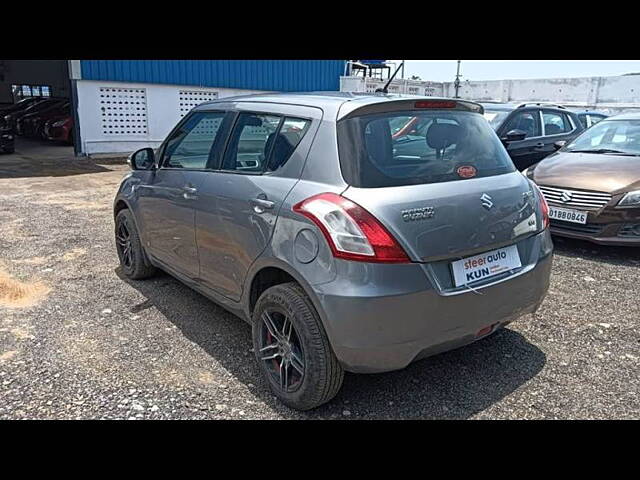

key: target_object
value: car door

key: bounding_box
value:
[195,104,320,301]
[499,109,544,170]
[136,110,229,278]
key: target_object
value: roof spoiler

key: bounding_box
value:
[339,98,483,120]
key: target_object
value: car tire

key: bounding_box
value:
[252,282,344,411]
[115,209,157,280]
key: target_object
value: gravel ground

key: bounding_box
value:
[1,142,639,419]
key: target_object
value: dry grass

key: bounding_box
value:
[0,268,50,308]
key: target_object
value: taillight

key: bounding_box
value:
[292,193,411,263]
[531,183,549,229]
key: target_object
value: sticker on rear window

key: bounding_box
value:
[456,165,477,179]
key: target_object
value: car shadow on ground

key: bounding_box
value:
[120,268,547,419]
[0,138,112,178]
[551,235,640,266]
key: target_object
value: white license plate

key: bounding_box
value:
[451,245,522,287]
[548,206,587,224]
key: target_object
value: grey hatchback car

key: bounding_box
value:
[114,93,553,410]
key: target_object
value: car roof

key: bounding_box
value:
[479,102,573,112]
[603,112,640,121]
[570,109,608,116]
[195,92,483,120]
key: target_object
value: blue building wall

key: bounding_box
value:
[80,60,346,92]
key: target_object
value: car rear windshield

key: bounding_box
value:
[337,110,515,188]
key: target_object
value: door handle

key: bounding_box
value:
[250,197,275,213]
[533,142,545,150]
[183,186,198,200]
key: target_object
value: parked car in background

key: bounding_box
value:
[571,109,608,129]
[0,98,44,129]
[0,97,43,116]
[43,114,73,144]
[3,98,66,133]
[525,113,640,245]
[0,125,14,153]
[114,93,553,410]
[482,102,585,171]
[17,101,70,137]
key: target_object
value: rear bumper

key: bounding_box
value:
[311,230,553,373]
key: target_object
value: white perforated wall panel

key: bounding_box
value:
[179,90,219,117]
[99,87,148,135]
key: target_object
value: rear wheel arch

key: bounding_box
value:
[248,266,297,317]
[244,260,326,325]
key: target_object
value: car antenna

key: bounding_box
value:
[375,61,405,94]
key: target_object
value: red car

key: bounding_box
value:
[43,114,73,144]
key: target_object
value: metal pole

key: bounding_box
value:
[454,60,461,99]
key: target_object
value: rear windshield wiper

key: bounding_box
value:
[568,148,640,155]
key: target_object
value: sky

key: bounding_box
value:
[394,61,640,82]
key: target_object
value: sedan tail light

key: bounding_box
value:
[293,193,411,263]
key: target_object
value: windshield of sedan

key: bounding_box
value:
[482,110,511,130]
[564,119,640,156]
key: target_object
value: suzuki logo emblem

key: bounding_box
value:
[481,193,494,210]
[560,191,573,203]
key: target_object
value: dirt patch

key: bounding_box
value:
[12,256,49,266]
[0,269,50,308]
[11,327,35,340]
[0,350,18,362]
[62,248,87,261]
[197,370,216,385]
[34,197,109,212]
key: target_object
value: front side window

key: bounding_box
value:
[564,120,640,155]
[337,110,516,188]
[503,111,541,138]
[221,113,282,172]
[483,110,511,131]
[542,111,573,135]
[163,111,226,169]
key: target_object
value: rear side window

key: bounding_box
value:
[578,114,589,128]
[222,113,281,172]
[221,113,311,173]
[265,117,311,172]
[337,110,515,188]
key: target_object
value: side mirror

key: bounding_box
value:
[128,148,155,170]
[553,140,567,151]
[502,129,527,143]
